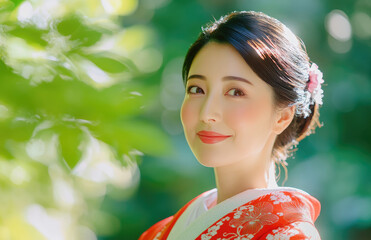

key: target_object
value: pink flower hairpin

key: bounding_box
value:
[307,63,324,105]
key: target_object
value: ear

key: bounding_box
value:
[272,105,296,135]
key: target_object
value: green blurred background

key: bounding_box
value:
[0,0,370,239]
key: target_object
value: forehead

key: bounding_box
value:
[188,42,270,89]
[189,42,246,74]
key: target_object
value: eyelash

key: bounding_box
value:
[186,85,246,97]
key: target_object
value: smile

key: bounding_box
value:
[198,135,231,144]
[197,131,232,144]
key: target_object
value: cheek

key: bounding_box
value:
[225,100,272,132]
[226,103,260,128]
[180,99,197,129]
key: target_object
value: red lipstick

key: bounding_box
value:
[197,131,231,144]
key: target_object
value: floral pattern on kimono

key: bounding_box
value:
[139,190,321,240]
[195,191,320,240]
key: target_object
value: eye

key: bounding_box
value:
[187,85,204,94]
[227,88,245,97]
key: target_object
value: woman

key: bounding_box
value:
[140,10,324,240]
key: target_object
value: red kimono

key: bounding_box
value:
[140,187,321,240]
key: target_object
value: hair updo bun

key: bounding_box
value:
[182,11,325,181]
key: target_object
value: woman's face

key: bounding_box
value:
[180,41,281,168]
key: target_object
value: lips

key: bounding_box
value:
[197,131,231,144]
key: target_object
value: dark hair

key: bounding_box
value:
[182,11,323,183]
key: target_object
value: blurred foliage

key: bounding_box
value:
[119,0,370,240]
[0,0,171,239]
[1,0,371,240]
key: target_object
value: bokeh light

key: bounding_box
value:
[325,10,353,53]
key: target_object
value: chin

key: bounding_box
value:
[188,139,237,168]
[196,160,217,168]
[194,154,230,168]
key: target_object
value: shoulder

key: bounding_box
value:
[258,221,321,240]
[139,216,173,240]
[254,187,322,239]
[260,187,321,223]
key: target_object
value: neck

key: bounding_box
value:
[214,158,278,204]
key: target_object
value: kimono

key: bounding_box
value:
[139,187,321,240]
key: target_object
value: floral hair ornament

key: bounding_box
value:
[307,63,324,105]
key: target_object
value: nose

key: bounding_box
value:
[200,94,221,124]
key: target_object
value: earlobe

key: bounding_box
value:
[273,105,296,135]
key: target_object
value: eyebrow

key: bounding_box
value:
[187,74,254,86]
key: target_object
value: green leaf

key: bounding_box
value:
[0,145,13,159]
[0,117,37,158]
[9,26,48,46]
[84,53,128,73]
[57,125,84,170]
[0,121,13,158]
[88,118,172,165]
[57,16,83,36]
[56,15,103,47]
[0,1,15,13]
[117,120,172,157]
